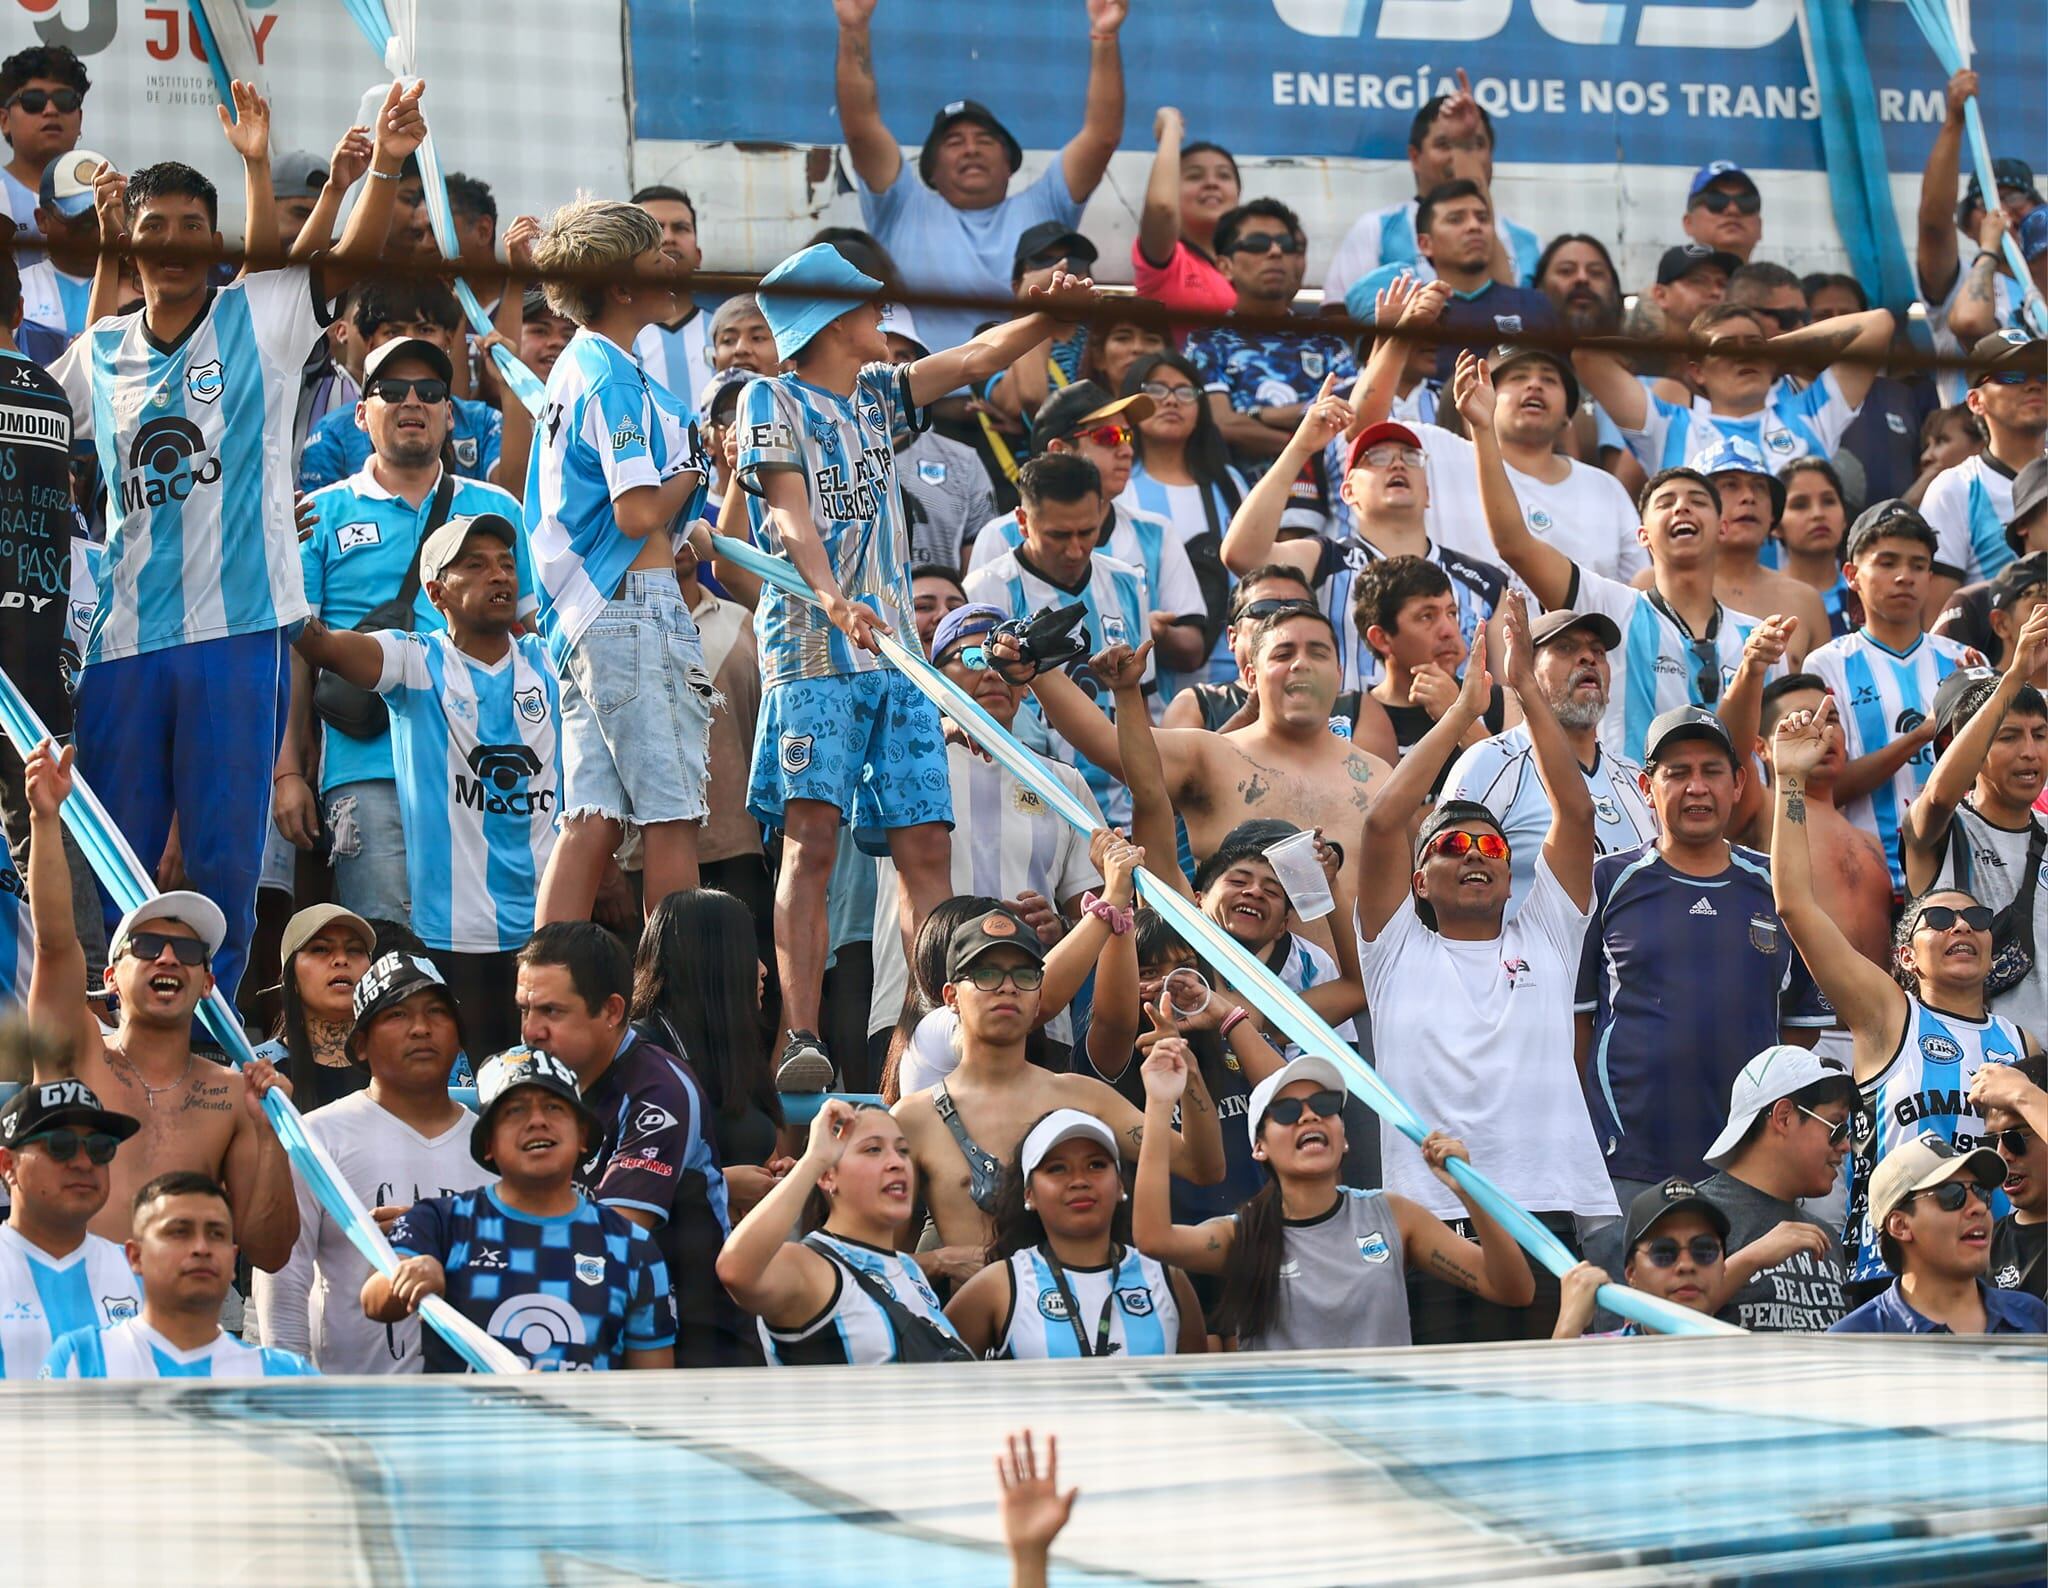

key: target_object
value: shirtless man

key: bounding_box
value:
[892,892,1226,1278]
[22,742,298,1269]
[991,604,1393,910]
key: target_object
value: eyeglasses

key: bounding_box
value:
[366,376,450,405]
[1426,830,1511,862]
[1990,1126,2036,1156]
[1794,1104,1853,1146]
[1264,1089,1346,1127]
[962,962,1045,991]
[1984,370,2047,387]
[1076,422,1133,449]
[23,1130,122,1166]
[1691,189,1761,216]
[6,88,83,115]
[1909,1179,1992,1214]
[1355,444,1424,470]
[1913,903,1995,935]
[1138,381,1199,405]
[1637,1235,1724,1268]
[1236,597,1319,624]
[122,930,209,967]
[1225,233,1303,257]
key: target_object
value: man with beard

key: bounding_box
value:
[1534,234,1641,489]
[1443,609,1656,913]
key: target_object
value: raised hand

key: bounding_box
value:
[1978,206,2010,253]
[1373,271,1420,329]
[1741,612,1798,674]
[803,1096,860,1168]
[90,160,128,248]
[1139,1020,1192,1104]
[1945,69,1979,121]
[327,125,374,190]
[373,79,429,164]
[1398,277,1452,328]
[1418,1128,1471,1192]
[2010,600,2048,679]
[1771,696,1837,781]
[1008,889,1065,946]
[23,739,74,818]
[1153,106,1183,144]
[1089,638,1153,692]
[502,213,542,268]
[1455,627,1495,718]
[997,1430,1079,1562]
[833,0,879,25]
[217,80,272,164]
[1295,371,1352,449]
[1498,590,1536,691]
[1086,0,1129,36]
[1100,831,1143,906]
[1027,265,1099,323]
[1452,350,1496,433]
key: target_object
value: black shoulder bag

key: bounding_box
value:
[312,471,458,740]
[803,1235,973,1363]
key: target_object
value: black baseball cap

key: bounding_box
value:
[1013,220,1097,275]
[1489,344,1579,417]
[2009,457,2048,554]
[1031,379,1153,444]
[917,99,1023,186]
[0,1077,139,1150]
[1656,243,1742,287]
[1413,799,1507,860]
[945,905,1047,983]
[1621,1176,1731,1256]
[469,1046,601,1169]
[1844,498,1936,561]
[1932,665,2005,737]
[1529,609,1622,651]
[1991,550,2048,614]
[349,952,463,1057]
[1967,328,2044,388]
[1193,818,1303,893]
[1961,158,2039,218]
[1642,704,1733,765]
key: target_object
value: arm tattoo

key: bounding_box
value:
[1127,1125,1144,1149]
[1797,325,1857,363]
[1783,781,1807,825]
[1965,255,1997,305]
[1427,1246,1481,1290]
[1205,1233,1221,1251]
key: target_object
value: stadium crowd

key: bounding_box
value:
[0,0,2045,1409]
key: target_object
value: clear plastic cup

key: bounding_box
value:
[1164,967,1212,1019]
[1263,829,1334,921]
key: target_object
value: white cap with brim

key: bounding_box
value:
[758,243,884,362]
[1244,1054,1348,1152]
[1703,1044,1856,1167]
[1019,1109,1118,1178]
[111,890,227,960]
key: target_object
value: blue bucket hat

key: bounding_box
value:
[1689,435,1786,519]
[757,243,884,363]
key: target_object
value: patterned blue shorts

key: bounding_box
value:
[748,671,953,853]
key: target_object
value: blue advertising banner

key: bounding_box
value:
[631,0,2045,171]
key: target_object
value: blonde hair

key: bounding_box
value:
[531,198,662,326]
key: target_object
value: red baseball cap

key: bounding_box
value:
[1345,421,1423,474]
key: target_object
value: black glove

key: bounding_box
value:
[987,603,1091,683]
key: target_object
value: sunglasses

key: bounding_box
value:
[1990,1126,2036,1156]
[1226,233,1303,257]
[122,930,209,967]
[1237,597,1319,623]
[942,642,994,671]
[1076,421,1133,449]
[1427,830,1510,862]
[1687,639,1723,706]
[7,88,83,115]
[23,1129,122,1166]
[1795,1104,1853,1146]
[962,962,1045,991]
[1753,304,1810,330]
[1356,444,1424,470]
[1264,1089,1346,1128]
[1138,381,1199,405]
[1638,1235,1724,1268]
[1914,903,1995,934]
[1692,189,1761,216]
[366,376,450,405]
[1910,1179,1992,1214]
[1983,370,2046,387]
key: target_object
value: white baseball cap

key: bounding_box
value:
[1019,1109,1118,1178]
[111,890,227,960]
[1244,1054,1348,1151]
[1703,1044,1856,1167]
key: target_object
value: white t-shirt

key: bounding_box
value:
[1359,858,1617,1222]
[250,1090,489,1374]
[1418,426,1648,585]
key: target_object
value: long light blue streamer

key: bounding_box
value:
[708,531,1737,1338]
[1802,0,1917,314]
[1900,0,2048,336]
[0,669,521,1374]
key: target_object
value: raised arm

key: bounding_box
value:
[1348,275,1448,434]
[1094,641,1194,900]
[220,81,278,273]
[1570,343,1649,433]
[85,161,129,327]
[1947,210,2011,345]
[290,616,388,691]
[1457,352,1576,612]
[1219,375,1348,577]
[832,0,901,194]
[1770,306,1894,410]
[1137,107,1187,269]
[1770,698,1907,1064]
[1060,0,1127,203]
[22,742,94,1060]
[905,271,1090,407]
[1501,593,1594,908]
[1079,834,1143,1079]
[289,125,372,262]
[1916,71,1976,302]
[322,80,429,299]
[712,1100,854,1325]
[1717,614,1796,813]
[1129,1042,1236,1274]
[1299,831,1365,1024]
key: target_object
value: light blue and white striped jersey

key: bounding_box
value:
[1806,629,1973,889]
[42,1317,317,1379]
[17,257,91,341]
[632,307,711,412]
[302,469,539,795]
[1,170,37,240]
[1272,931,1358,1051]
[1922,453,2033,586]
[1321,198,1542,302]
[0,1225,137,1378]
[1619,373,1859,476]
[1309,534,1508,695]
[0,842,29,1011]
[50,268,328,662]
[1568,566,1775,765]
[759,1232,962,1366]
[526,328,707,669]
[963,546,1152,825]
[737,363,919,691]
[1847,1001,2026,1283]
[373,630,561,954]
[967,500,1206,624]
[997,1245,1179,1359]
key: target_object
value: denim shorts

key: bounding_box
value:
[747,669,952,854]
[560,569,718,827]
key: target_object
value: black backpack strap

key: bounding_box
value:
[800,1234,972,1362]
[391,470,460,632]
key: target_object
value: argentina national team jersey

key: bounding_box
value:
[737,363,919,690]
[760,1232,958,1366]
[632,309,711,411]
[373,630,561,953]
[42,1317,316,1380]
[1921,454,2029,585]
[1310,535,1507,694]
[1565,566,1773,765]
[1806,629,1972,889]
[391,1186,674,1372]
[526,327,707,670]
[0,1225,138,1378]
[1620,373,1858,476]
[50,268,329,663]
[1847,1001,2026,1283]
[998,1245,1179,1359]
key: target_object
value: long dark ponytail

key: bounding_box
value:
[1212,1169,1287,1345]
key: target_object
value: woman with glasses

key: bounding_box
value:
[1770,697,2040,1302]
[1132,1048,1533,1350]
[1552,1180,1734,1338]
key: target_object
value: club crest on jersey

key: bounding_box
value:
[1357,1232,1391,1265]
[1493,315,1524,335]
[514,686,547,725]
[781,734,814,775]
[917,459,947,485]
[337,521,382,552]
[1764,428,1797,454]
[453,436,479,469]
[1038,1289,1074,1322]
[1748,914,1781,954]
[1920,1034,1963,1064]
[1300,349,1326,379]
[1102,614,1130,648]
[1592,793,1619,822]
[185,359,224,405]
[102,1295,138,1323]
[1527,507,1554,531]
[1118,1286,1155,1315]
[574,1254,607,1287]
